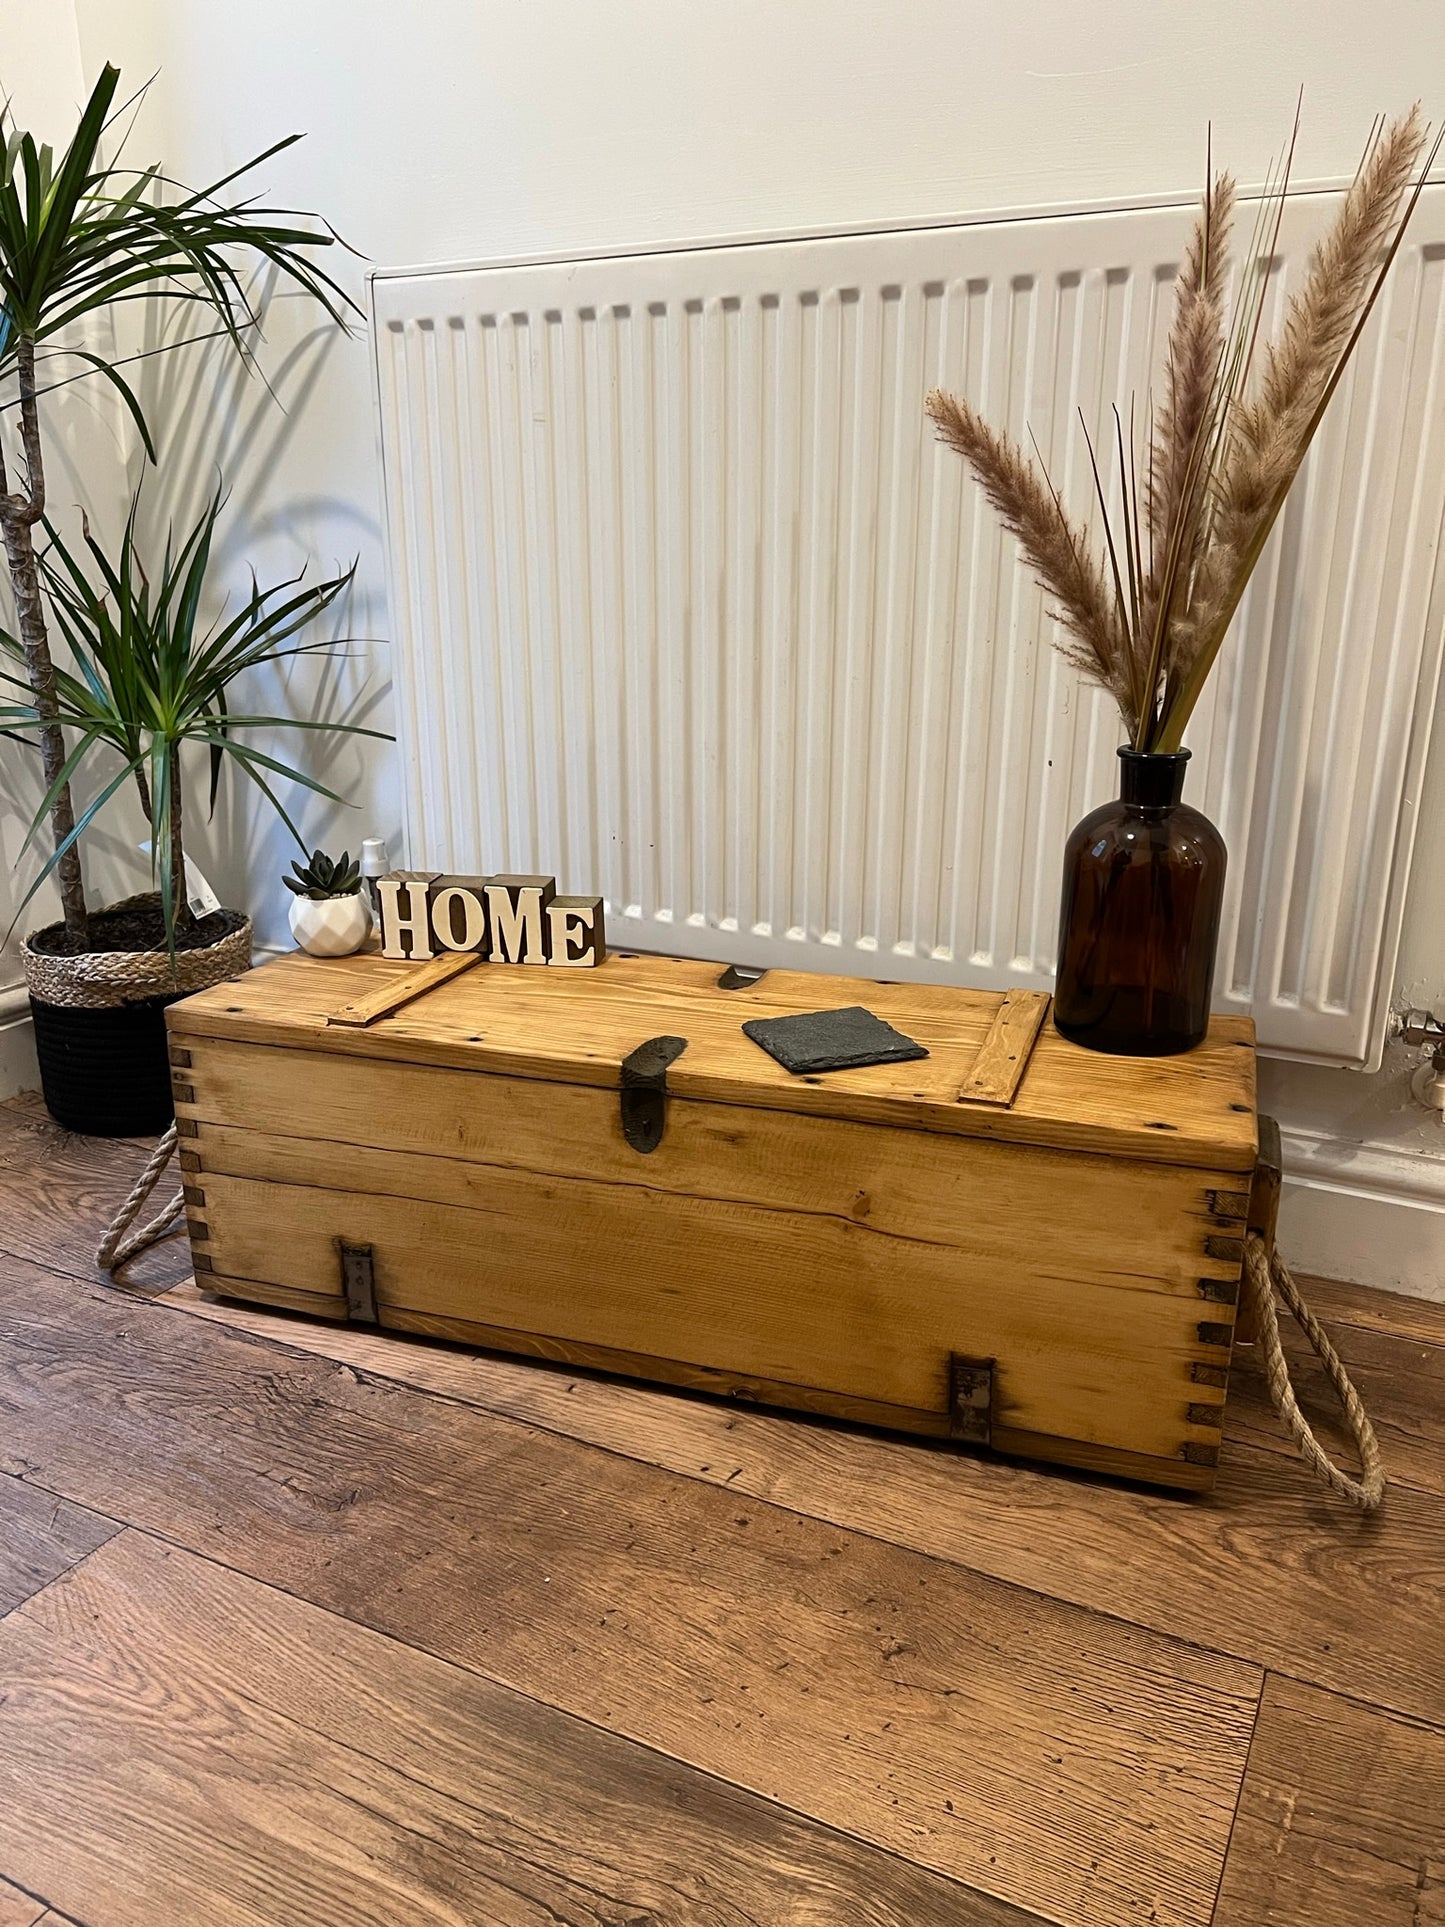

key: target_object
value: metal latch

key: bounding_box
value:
[338,1239,378,1323]
[619,1035,689,1153]
[717,964,767,990]
[948,1354,994,1444]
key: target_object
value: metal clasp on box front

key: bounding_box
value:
[619,1035,689,1154]
[338,1239,378,1324]
[948,1354,994,1444]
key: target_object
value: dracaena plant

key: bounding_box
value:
[926,109,1438,753]
[0,484,388,953]
[0,61,357,947]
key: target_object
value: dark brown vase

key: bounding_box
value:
[1053,748,1226,1056]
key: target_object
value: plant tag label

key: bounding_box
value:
[138,842,223,919]
[184,857,223,919]
[376,871,605,968]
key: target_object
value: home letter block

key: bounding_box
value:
[427,875,491,955]
[377,872,440,960]
[485,875,556,964]
[547,895,606,967]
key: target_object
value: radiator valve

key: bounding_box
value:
[1395,1007,1445,1118]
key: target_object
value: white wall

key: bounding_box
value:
[0,0,1440,1282]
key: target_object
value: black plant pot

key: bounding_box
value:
[21,893,252,1138]
[29,993,183,1136]
[1053,748,1227,1056]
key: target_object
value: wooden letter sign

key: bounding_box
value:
[377,870,605,968]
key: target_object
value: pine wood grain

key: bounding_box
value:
[0,1473,115,1616]
[177,1039,1242,1281]
[1213,1677,1445,1926]
[160,1280,1445,1728]
[168,950,1258,1168]
[0,1261,1258,1927]
[186,1136,1236,1464]
[323,950,479,1026]
[957,989,1050,1105]
[0,1531,1037,1927]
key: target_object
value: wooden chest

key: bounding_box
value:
[166,949,1259,1492]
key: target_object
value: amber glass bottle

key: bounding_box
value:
[1053,749,1226,1056]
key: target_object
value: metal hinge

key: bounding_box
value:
[948,1354,994,1444]
[338,1240,378,1324]
[619,1035,688,1153]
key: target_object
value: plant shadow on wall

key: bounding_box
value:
[122,280,393,942]
[927,107,1437,1056]
[0,61,390,1134]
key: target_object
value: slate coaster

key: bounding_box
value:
[741,1005,930,1074]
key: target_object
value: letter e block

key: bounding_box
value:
[547,895,606,967]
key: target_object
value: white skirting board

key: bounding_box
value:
[1278,1127,1445,1302]
[0,991,38,1103]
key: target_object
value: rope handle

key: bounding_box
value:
[96,1122,185,1275]
[1241,1229,1385,1511]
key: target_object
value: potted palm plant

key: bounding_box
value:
[927,110,1436,1054]
[0,62,358,1130]
[1,486,385,1132]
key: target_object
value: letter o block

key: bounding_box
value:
[427,876,491,954]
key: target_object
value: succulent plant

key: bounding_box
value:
[283,849,363,901]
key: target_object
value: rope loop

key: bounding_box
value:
[96,1123,185,1275]
[1241,1230,1385,1511]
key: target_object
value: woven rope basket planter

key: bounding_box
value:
[22,893,252,1010]
[22,893,252,1137]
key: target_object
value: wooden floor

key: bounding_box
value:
[0,1091,1440,1927]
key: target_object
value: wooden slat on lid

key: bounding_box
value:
[167,950,1257,1169]
[325,952,480,1028]
[958,989,1051,1106]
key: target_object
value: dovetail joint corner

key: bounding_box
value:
[1198,1275,1240,1305]
[1203,1234,1244,1265]
[1205,1188,1250,1221]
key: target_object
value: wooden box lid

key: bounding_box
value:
[168,948,1258,1172]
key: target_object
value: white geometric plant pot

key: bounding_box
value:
[287,892,372,957]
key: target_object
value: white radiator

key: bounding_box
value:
[370,191,1445,1067]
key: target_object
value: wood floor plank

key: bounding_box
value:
[1227,1325,1445,1497]
[0,1473,116,1617]
[0,1262,1259,1927]
[159,1280,1445,1727]
[1291,1272,1445,1348]
[1212,1676,1445,1926]
[0,1100,189,1295]
[0,1530,1036,1927]
[0,1874,51,1927]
